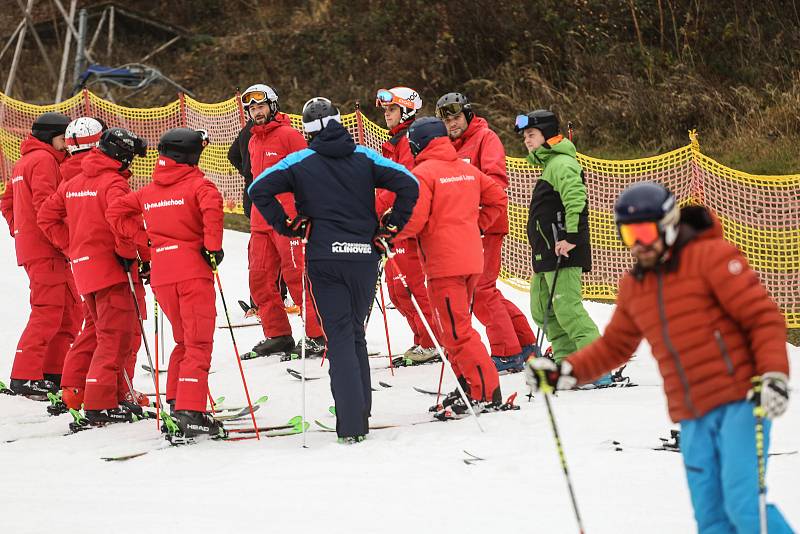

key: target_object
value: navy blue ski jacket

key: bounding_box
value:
[247,121,419,262]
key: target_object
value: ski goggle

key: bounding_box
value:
[241,90,269,107]
[196,129,210,146]
[514,114,533,133]
[618,222,661,248]
[375,89,415,110]
[435,102,465,119]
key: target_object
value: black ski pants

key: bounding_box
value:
[308,259,378,438]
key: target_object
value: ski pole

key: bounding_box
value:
[364,260,384,328]
[211,257,259,439]
[154,298,159,372]
[536,369,585,534]
[300,236,308,448]
[381,240,484,433]
[377,275,395,376]
[751,376,768,534]
[124,270,161,429]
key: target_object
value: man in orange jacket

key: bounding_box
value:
[527,182,792,533]
[394,117,509,416]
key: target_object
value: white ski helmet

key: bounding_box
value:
[375,87,423,122]
[64,117,105,154]
[241,83,280,116]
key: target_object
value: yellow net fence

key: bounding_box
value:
[2,91,798,326]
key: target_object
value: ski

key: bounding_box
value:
[141,364,167,374]
[413,386,441,396]
[211,404,261,422]
[212,394,269,414]
[286,368,323,381]
[463,450,486,465]
[216,322,261,330]
[390,354,442,368]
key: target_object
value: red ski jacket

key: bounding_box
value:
[247,113,307,233]
[38,149,148,295]
[1,136,68,265]
[59,150,92,182]
[450,116,509,235]
[107,156,224,287]
[395,137,507,279]
[375,120,416,216]
[567,207,790,422]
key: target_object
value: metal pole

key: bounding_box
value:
[54,0,76,103]
[106,5,114,58]
[72,8,88,92]
[14,0,57,82]
[3,0,32,97]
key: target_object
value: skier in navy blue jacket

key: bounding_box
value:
[248,97,419,442]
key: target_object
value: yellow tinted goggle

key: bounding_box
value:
[619,222,660,247]
[241,90,268,106]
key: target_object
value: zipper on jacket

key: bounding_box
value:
[536,220,551,250]
[657,270,698,418]
[713,330,735,376]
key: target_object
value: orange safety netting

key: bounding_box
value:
[2,91,798,326]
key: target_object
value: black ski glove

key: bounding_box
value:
[202,248,224,269]
[116,254,136,272]
[286,215,311,240]
[138,261,151,285]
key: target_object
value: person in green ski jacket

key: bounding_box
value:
[515,110,611,387]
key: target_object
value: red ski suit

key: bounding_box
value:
[247,114,322,339]
[375,120,437,349]
[107,156,224,412]
[396,138,507,401]
[1,136,81,380]
[38,149,148,410]
[451,116,535,357]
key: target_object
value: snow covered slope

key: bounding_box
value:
[1,229,797,533]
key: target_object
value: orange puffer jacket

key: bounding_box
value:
[568,206,789,422]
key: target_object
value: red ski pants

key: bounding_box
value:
[248,230,322,339]
[384,239,437,348]
[11,257,81,380]
[427,275,500,402]
[154,278,215,412]
[83,282,140,410]
[61,300,141,405]
[472,233,536,357]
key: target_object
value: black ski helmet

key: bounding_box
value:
[514,109,559,140]
[98,128,147,171]
[301,97,341,135]
[31,112,72,144]
[435,92,473,122]
[407,116,448,157]
[614,182,680,247]
[158,128,207,166]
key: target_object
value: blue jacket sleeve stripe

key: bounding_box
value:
[247,148,315,195]
[354,145,418,184]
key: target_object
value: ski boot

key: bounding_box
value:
[492,344,539,373]
[433,394,484,421]
[84,401,151,426]
[46,391,68,416]
[8,378,58,401]
[484,391,521,413]
[429,377,471,413]
[68,408,91,433]
[337,435,366,445]
[167,410,227,445]
[393,345,442,367]
[242,335,295,360]
[659,429,680,452]
[281,336,326,361]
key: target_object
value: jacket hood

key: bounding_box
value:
[152,155,203,186]
[415,136,458,164]
[528,136,574,166]
[20,134,67,163]
[250,112,293,137]
[309,121,356,158]
[81,148,131,178]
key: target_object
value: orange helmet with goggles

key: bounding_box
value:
[614,182,680,248]
[375,87,422,123]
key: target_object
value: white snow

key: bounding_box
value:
[0,229,797,533]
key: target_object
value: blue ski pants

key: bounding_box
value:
[308,260,378,438]
[680,400,794,533]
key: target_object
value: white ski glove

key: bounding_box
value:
[524,357,578,394]
[748,372,790,419]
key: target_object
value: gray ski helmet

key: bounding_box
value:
[407,116,448,157]
[435,92,473,122]
[98,128,147,170]
[158,128,207,166]
[31,112,72,144]
[614,182,680,247]
[301,97,341,134]
[514,109,559,139]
